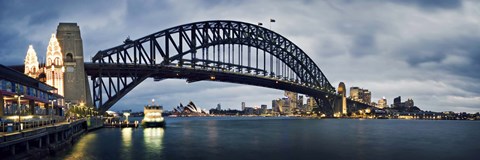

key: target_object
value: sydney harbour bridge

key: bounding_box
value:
[82,20,373,116]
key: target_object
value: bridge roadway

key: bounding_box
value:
[84,63,376,114]
[84,63,334,102]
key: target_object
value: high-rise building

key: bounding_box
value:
[363,90,371,103]
[272,100,279,113]
[393,96,401,108]
[284,91,298,111]
[350,87,371,103]
[298,95,304,111]
[337,82,347,115]
[350,87,361,101]
[260,104,267,114]
[281,97,290,114]
[306,96,316,112]
[216,103,221,110]
[377,97,387,109]
[241,102,245,111]
[405,99,414,108]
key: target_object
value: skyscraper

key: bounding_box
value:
[393,96,401,108]
[285,91,298,111]
[241,102,245,111]
[306,96,316,112]
[377,97,387,109]
[298,95,304,111]
[338,82,347,115]
[260,104,267,114]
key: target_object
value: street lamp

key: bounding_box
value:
[49,99,57,125]
[14,94,24,130]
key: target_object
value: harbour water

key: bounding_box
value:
[50,117,479,160]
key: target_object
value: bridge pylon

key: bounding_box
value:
[57,23,93,108]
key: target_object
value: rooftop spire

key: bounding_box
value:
[24,45,39,78]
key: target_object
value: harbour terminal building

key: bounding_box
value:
[0,64,64,121]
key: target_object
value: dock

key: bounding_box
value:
[104,121,140,128]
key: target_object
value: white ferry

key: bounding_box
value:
[141,99,165,127]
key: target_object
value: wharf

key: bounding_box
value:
[104,121,140,128]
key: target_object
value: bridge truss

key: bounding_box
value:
[88,20,336,113]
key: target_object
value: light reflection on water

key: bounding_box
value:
[121,128,133,159]
[62,132,97,160]
[54,117,480,160]
[143,128,165,156]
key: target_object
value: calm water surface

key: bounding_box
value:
[51,117,480,160]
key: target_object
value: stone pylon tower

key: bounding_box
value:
[24,45,40,78]
[56,23,92,107]
[46,34,65,96]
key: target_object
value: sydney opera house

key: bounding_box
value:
[172,101,208,116]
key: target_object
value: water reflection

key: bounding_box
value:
[63,133,98,160]
[206,120,218,148]
[143,128,165,155]
[121,128,133,159]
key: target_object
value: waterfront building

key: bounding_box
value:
[241,102,246,111]
[0,64,64,118]
[172,101,208,116]
[19,23,95,110]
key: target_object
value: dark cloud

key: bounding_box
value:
[391,0,462,10]
[0,0,479,112]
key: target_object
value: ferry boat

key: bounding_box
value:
[141,100,166,127]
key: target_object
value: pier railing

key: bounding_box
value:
[0,116,66,134]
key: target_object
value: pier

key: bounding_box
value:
[0,117,103,159]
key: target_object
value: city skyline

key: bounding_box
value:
[0,0,479,113]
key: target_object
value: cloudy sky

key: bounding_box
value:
[1,0,479,113]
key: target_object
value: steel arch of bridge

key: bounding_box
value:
[89,20,336,113]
